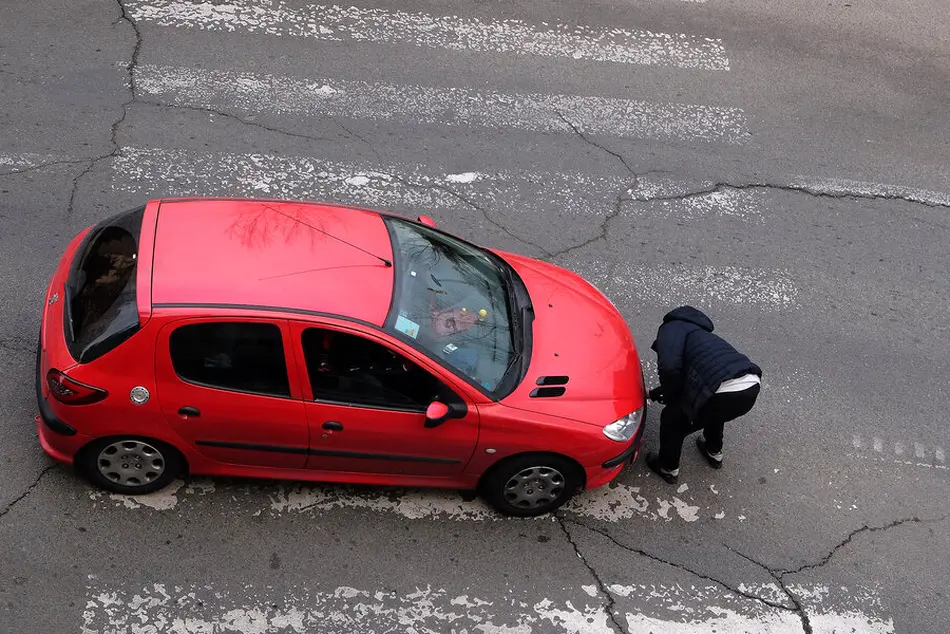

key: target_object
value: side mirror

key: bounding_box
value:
[417,215,437,228]
[424,400,466,428]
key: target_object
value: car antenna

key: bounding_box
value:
[265,204,392,267]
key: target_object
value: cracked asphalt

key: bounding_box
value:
[2,0,949,631]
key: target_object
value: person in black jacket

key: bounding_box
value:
[644,305,762,484]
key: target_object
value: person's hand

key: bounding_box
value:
[648,386,665,403]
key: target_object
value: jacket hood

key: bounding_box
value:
[662,305,714,332]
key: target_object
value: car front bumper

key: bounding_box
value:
[585,415,646,489]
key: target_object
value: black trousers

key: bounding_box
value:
[658,384,760,470]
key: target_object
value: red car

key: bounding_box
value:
[35,198,646,516]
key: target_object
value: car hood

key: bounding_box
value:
[496,252,644,427]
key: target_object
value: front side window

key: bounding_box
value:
[384,218,520,393]
[169,322,291,398]
[301,327,447,411]
[66,206,144,363]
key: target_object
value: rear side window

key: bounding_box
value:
[66,206,145,363]
[169,322,291,398]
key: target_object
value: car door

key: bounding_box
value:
[289,321,479,477]
[155,317,310,469]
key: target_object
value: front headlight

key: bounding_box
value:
[602,407,644,442]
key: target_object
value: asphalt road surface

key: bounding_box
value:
[2,0,949,632]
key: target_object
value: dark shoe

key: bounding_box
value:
[645,452,679,484]
[696,436,723,469]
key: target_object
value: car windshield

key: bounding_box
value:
[385,218,519,393]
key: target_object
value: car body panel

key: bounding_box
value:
[151,198,396,326]
[494,252,644,426]
[287,320,482,476]
[153,316,311,469]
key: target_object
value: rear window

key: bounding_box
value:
[168,322,291,398]
[65,206,145,363]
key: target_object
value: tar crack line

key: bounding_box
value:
[0,465,56,521]
[566,518,799,614]
[556,514,627,634]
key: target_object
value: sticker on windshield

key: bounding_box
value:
[395,314,420,339]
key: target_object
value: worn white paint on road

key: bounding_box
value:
[112,145,629,219]
[86,477,753,524]
[601,262,800,310]
[789,176,950,208]
[135,63,749,144]
[627,177,766,221]
[613,582,893,633]
[851,434,947,471]
[0,152,63,171]
[125,0,730,70]
[81,579,893,634]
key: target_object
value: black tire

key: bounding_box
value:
[480,453,583,517]
[78,436,183,496]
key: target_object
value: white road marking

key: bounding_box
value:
[850,435,950,471]
[125,0,731,70]
[135,63,749,143]
[0,152,61,170]
[628,179,766,220]
[87,479,747,524]
[789,176,950,207]
[111,145,628,218]
[604,262,800,310]
[81,580,893,634]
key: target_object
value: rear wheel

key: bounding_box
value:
[78,437,182,495]
[480,454,583,517]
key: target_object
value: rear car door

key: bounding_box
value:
[290,321,479,476]
[155,318,310,468]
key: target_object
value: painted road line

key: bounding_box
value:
[135,63,749,144]
[788,176,950,208]
[112,145,630,216]
[599,262,800,310]
[88,479,752,524]
[851,434,948,471]
[81,580,893,634]
[125,0,731,70]
[628,177,766,220]
[614,582,893,633]
[113,147,768,225]
[0,152,63,171]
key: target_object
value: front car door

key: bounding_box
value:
[289,321,479,476]
[155,317,310,468]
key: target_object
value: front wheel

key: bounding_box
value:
[480,454,583,517]
[78,437,182,495]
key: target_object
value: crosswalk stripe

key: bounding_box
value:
[82,580,893,633]
[602,262,800,310]
[788,176,950,207]
[111,145,629,216]
[0,152,59,170]
[88,478,745,524]
[135,63,749,144]
[125,0,731,70]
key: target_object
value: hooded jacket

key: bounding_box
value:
[651,305,762,419]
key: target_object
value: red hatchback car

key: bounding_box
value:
[35,198,646,516]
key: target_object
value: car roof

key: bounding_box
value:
[149,198,396,326]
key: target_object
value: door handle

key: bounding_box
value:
[178,406,200,417]
[322,421,343,431]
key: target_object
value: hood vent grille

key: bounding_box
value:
[530,386,566,398]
